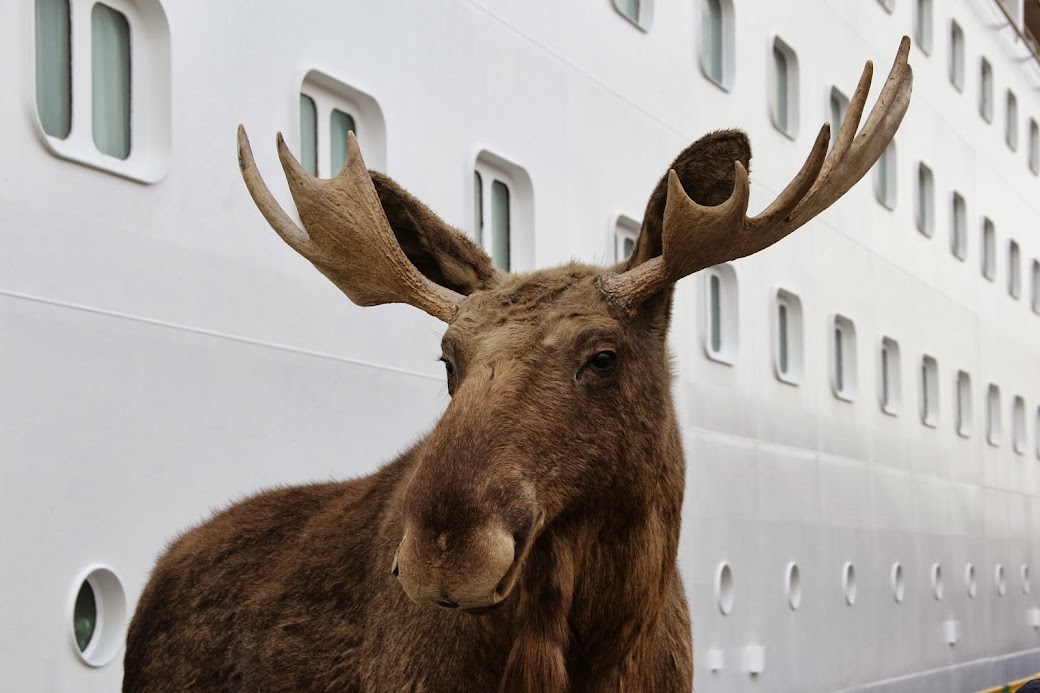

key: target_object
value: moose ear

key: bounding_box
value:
[623,130,751,272]
[371,172,499,296]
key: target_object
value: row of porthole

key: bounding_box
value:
[714,561,1030,614]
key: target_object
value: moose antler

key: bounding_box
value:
[601,36,913,312]
[237,126,463,322]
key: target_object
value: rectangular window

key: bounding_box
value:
[704,264,738,364]
[956,370,973,437]
[613,0,642,26]
[915,163,934,235]
[915,0,933,54]
[874,142,897,209]
[1032,260,1040,314]
[877,0,895,12]
[949,21,965,91]
[982,219,996,281]
[329,109,356,175]
[473,172,483,246]
[950,193,967,260]
[1009,241,1021,298]
[774,289,803,385]
[987,384,1002,446]
[771,38,798,137]
[34,0,71,139]
[1012,396,1026,454]
[700,0,728,88]
[920,356,939,427]
[1030,119,1039,175]
[490,180,511,271]
[91,3,132,160]
[1006,91,1019,150]
[614,216,640,263]
[880,337,901,415]
[979,58,993,122]
[829,88,849,151]
[832,315,857,401]
[299,94,318,176]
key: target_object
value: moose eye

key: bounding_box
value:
[587,350,617,373]
[442,359,455,377]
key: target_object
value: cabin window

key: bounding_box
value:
[70,567,126,667]
[920,356,939,427]
[831,315,857,402]
[770,38,799,138]
[704,264,738,365]
[298,72,379,177]
[979,58,994,123]
[299,94,318,175]
[35,0,71,139]
[950,192,967,261]
[91,4,131,159]
[1009,240,1021,298]
[914,0,933,54]
[1012,396,1027,454]
[700,0,733,90]
[1029,119,1039,175]
[829,87,850,151]
[614,216,640,263]
[32,0,170,181]
[987,384,1002,446]
[612,0,652,30]
[915,162,934,236]
[1031,260,1040,314]
[774,289,803,385]
[874,141,897,210]
[877,0,895,13]
[474,151,533,272]
[1036,406,1040,460]
[981,218,997,281]
[1006,91,1019,151]
[949,21,965,91]
[956,370,973,437]
[330,109,356,175]
[879,337,901,415]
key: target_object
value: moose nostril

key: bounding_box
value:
[435,598,459,609]
[391,561,399,578]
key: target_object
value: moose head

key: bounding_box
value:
[236,38,912,613]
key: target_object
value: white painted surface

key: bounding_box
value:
[2,0,1039,691]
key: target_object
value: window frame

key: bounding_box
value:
[831,315,858,402]
[920,355,940,428]
[956,370,973,437]
[874,141,897,210]
[1012,396,1027,455]
[611,0,653,31]
[1009,240,1022,299]
[987,383,1002,447]
[773,289,804,386]
[950,192,967,261]
[31,0,171,183]
[915,162,934,236]
[979,58,994,123]
[914,0,933,54]
[703,264,739,365]
[613,215,640,263]
[699,0,735,91]
[981,218,997,281]
[1006,90,1019,151]
[879,336,902,416]
[769,37,800,139]
[949,20,965,92]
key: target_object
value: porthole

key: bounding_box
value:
[891,562,905,603]
[843,562,857,606]
[715,562,734,615]
[966,563,977,598]
[69,566,126,667]
[931,563,944,600]
[996,564,1007,596]
[785,562,802,610]
[1023,565,1032,595]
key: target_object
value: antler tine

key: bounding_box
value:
[237,126,463,322]
[783,35,912,231]
[238,125,314,255]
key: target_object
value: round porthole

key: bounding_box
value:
[891,562,905,603]
[842,562,857,606]
[785,562,802,610]
[1022,565,1031,595]
[715,562,734,615]
[966,563,977,598]
[995,564,1007,597]
[931,563,944,600]
[70,566,126,667]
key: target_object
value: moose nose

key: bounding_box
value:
[435,598,459,609]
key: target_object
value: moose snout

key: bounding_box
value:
[394,526,517,611]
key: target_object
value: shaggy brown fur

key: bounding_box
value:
[123,130,752,692]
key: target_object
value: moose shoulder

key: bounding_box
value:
[123,39,911,693]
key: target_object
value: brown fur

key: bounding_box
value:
[123,130,752,692]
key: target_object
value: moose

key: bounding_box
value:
[123,38,911,692]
